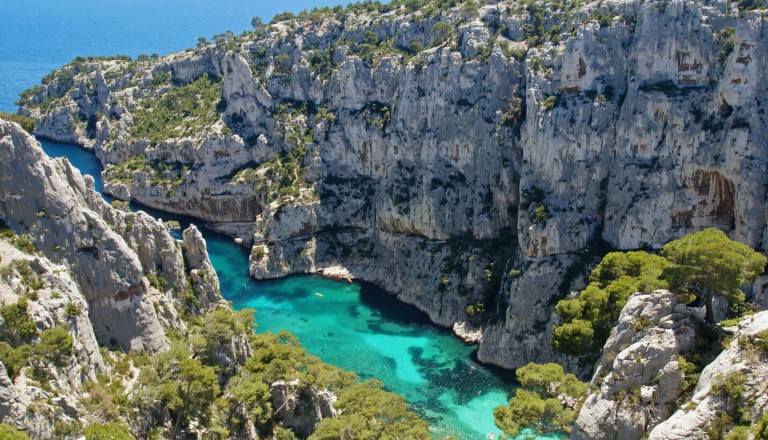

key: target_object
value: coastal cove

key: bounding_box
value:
[1,0,530,435]
[40,139,521,439]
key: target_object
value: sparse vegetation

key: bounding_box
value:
[0,112,35,133]
[130,74,223,146]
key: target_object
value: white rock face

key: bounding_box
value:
[20,0,768,369]
[270,379,337,438]
[648,311,768,440]
[0,118,227,435]
[572,290,697,440]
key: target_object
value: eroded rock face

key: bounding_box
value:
[271,380,337,438]
[647,312,768,440]
[0,118,227,435]
[20,0,768,369]
[572,290,697,440]
[0,120,169,351]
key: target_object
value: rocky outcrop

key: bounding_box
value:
[183,224,225,309]
[0,118,226,436]
[572,290,698,440]
[648,311,768,440]
[19,0,768,369]
[271,379,337,438]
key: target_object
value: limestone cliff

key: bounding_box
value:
[574,290,768,440]
[18,0,768,369]
[0,118,225,436]
[572,290,699,440]
[648,311,768,439]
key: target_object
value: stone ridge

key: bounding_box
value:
[18,0,768,370]
[0,118,227,437]
[574,290,768,440]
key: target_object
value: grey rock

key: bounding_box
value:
[572,290,696,440]
[271,379,337,437]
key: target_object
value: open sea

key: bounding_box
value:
[0,1,545,438]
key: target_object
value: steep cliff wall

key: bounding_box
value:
[0,119,226,436]
[19,0,768,369]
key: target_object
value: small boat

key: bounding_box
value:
[315,292,324,297]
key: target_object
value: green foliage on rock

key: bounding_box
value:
[494,362,586,437]
[83,422,136,440]
[0,112,36,134]
[0,223,37,254]
[553,251,670,356]
[1,297,38,340]
[1,259,45,295]
[131,74,223,146]
[554,229,766,357]
[0,342,32,379]
[432,21,454,45]
[189,307,255,365]
[661,228,766,323]
[34,327,74,367]
[103,155,150,185]
[708,371,751,439]
[0,423,31,440]
[309,379,430,440]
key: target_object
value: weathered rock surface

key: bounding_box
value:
[271,379,337,438]
[0,118,225,436]
[572,290,697,440]
[19,0,768,369]
[647,311,768,440]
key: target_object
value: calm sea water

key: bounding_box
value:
[0,0,339,113]
[3,1,531,437]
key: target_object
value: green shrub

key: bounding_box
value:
[494,362,586,437]
[130,74,222,146]
[251,245,267,260]
[84,423,135,440]
[541,95,559,110]
[0,113,36,134]
[408,41,424,54]
[465,302,486,317]
[34,327,74,367]
[64,301,83,318]
[146,272,168,291]
[1,297,38,339]
[552,251,670,356]
[0,423,31,440]
[0,342,31,379]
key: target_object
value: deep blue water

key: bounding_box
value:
[0,0,340,113]
[0,1,543,437]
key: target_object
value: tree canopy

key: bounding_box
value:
[494,363,586,437]
[552,251,670,356]
[309,379,430,440]
[661,228,766,323]
[553,229,767,356]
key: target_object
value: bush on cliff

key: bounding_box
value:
[494,363,587,437]
[552,229,766,357]
[552,251,670,356]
